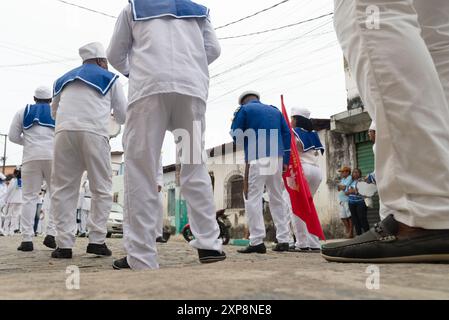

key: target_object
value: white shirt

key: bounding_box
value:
[8,108,54,164]
[51,80,127,139]
[107,4,221,105]
[4,178,23,204]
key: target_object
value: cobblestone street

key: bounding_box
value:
[1,235,449,300]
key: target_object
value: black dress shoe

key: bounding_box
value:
[272,243,290,252]
[198,249,227,264]
[78,233,87,238]
[322,214,449,263]
[113,257,131,270]
[86,243,112,256]
[309,247,321,253]
[17,241,33,252]
[237,243,267,254]
[43,235,57,249]
[156,236,167,243]
[51,248,72,259]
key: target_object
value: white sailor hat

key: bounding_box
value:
[238,90,260,105]
[291,107,311,119]
[369,121,376,131]
[79,42,107,61]
[0,173,6,181]
[34,86,52,100]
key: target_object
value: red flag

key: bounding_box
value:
[281,95,325,240]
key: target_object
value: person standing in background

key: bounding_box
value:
[284,107,324,252]
[337,167,353,238]
[3,168,23,237]
[8,86,57,251]
[50,42,127,259]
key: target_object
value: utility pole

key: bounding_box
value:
[0,134,7,174]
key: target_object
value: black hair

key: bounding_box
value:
[34,98,52,104]
[292,115,313,132]
[13,169,21,179]
[353,168,362,176]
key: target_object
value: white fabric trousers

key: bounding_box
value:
[51,131,112,248]
[285,163,322,249]
[155,193,163,239]
[245,157,291,246]
[78,209,88,234]
[21,160,56,242]
[123,93,222,270]
[334,0,449,229]
[3,204,22,235]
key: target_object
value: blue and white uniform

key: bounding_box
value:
[107,0,222,269]
[3,177,23,236]
[231,98,292,247]
[284,108,324,250]
[8,87,57,243]
[51,42,127,250]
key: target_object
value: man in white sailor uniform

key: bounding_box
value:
[284,107,324,252]
[107,0,225,270]
[50,42,127,259]
[3,168,23,236]
[230,91,292,254]
[8,86,57,251]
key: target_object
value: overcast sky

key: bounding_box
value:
[0,0,347,166]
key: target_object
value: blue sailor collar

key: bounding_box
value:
[293,127,324,155]
[53,64,119,97]
[129,0,209,21]
[23,104,55,130]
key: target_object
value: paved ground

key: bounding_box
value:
[1,235,449,300]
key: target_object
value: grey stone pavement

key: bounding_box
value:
[1,235,449,300]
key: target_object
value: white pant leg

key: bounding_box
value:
[51,132,84,249]
[10,204,22,233]
[334,0,449,228]
[21,161,44,242]
[80,210,88,234]
[245,161,267,246]
[171,94,222,252]
[42,160,56,237]
[3,206,12,235]
[303,163,322,248]
[414,0,449,101]
[264,157,291,244]
[81,133,112,245]
[155,193,163,238]
[123,95,168,270]
[284,189,309,248]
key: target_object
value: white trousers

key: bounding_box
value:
[21,160,56,242]
[334,0,449,229]
[245,157,291,246]
[3,204,22,235]
[285,163,322,249]
[123,93,222,270]
[51,131,112,248]
[155,193,163,238]
[78,209,89,234]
